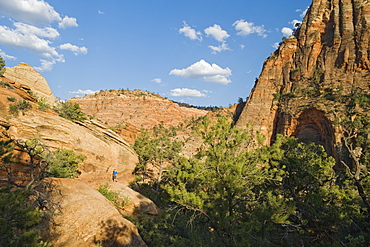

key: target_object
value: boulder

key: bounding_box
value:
[39,178,147,247]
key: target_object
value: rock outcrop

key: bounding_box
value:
[4,63,56,105]
[236,0,370,155]
[38,178,147,247]
[1,67,138,183]
[70,90,208,143]
[1,67,154,245]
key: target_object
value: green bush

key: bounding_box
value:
[0,56,5,77]
[0,81,13,89]
[9,99,32,116]
[7,96,16,102]
[98,182,130,208]
[37,98,51,112]
[42,148,85,178]
[53,101,87,122]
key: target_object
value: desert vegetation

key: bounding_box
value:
[131,115,370,246]
[0,138,86,246]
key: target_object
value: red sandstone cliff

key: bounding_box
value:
[70,90,208,143]
[236,0,370,155]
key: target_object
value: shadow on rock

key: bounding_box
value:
[94,219,147,247]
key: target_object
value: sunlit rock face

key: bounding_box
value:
[37,178,148,247]
[236,0,370,155]
[70,90,208,143]
[4,63,56,105]
[0,69,138,184]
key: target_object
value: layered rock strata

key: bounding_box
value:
[4,63,56,105]
[70,90,208,139]
[236,0,370,155]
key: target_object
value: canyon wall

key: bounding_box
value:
[236,0,370,156]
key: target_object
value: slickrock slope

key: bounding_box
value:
[70,90,208,140]
[4,63,56,105]
[236,0,370,155]
[38,178,147,247]
[1,69,154,246]
[0,81,137,182]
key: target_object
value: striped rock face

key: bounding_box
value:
[236,0,370,157]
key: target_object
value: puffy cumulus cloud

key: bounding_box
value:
[151,78,162,83]
[204,24,230,42]
[233,19,266,37]
[179,21,202,41]
[69,89,98,96]
[0,23,63,61]
[58,16,78,29]
[169,59,232,85]
[0,0,84,71]
[170,88,206,97]
[14,22,59,39]
[282,27,293,37]
[34,59,57,71]
[0,0,62,25]
[0,49,16,60]
[59,43,88,55]
[208,42,230,54]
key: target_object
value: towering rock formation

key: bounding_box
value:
[236,0,370,156]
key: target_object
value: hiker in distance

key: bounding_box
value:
[112,169,118,182]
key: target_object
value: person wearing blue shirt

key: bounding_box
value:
[112,169,118,182]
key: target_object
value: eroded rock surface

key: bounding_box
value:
[70,90,208,143]
[4,63,56,105]
[39,178,147,247]
[236,0,370,154]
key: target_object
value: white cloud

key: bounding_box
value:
[208,42,230,54]
[282,27,293,37]
[0,49,16,60]
[240,44,245,49]
[98,10,105,15]
[34,59,57,71]
[179,21,202,41]
[233,19,266,37]
[204,24,230,42]
[290,19,301,28]
[58,16,78,29]
[14,22,59,39]
[169,59,232,85]
[170,88,206,97]
[0,1,84,71]
[300,7,309,18]
[69,89,97,95]
[0,23,64,61]
[0,0,62,25]
[151,78,162,83]
[59,43,88,55]
[272,42,279,49]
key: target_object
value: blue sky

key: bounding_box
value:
[0,0,311,107]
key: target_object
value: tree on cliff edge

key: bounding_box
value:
[0,56,5,76]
